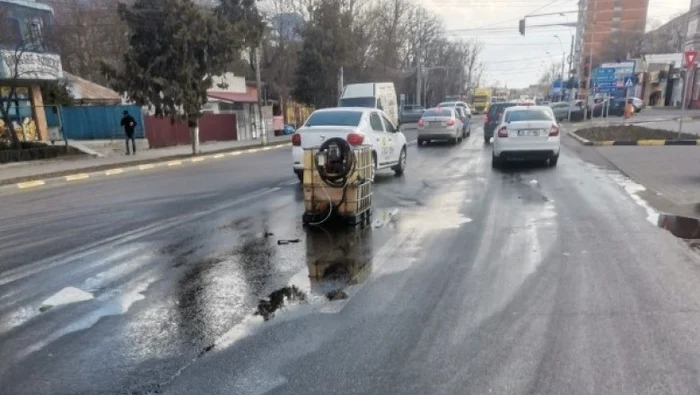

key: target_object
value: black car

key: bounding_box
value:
[484,102,518,143]
[607,98,626,116]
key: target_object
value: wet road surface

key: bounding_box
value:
[4,124,700,394]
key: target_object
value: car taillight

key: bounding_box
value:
[497,126,508,138]
[417,119,424,128]
[291,133,301,146]
[446,118,455,126]
[549,125,560,136]
[347,132,365,145]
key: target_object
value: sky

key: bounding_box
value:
[425,0,692,88]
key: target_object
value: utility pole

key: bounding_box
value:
[679,10,693,137]
[254,46,267,146]
[338,66,344,102]
[586,0,597,124]
[416,60,422,106]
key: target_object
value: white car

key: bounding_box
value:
[292,107,408,180]
[437,101,472,116]
[491,105,560,168]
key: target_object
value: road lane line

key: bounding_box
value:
[213,154,225,159]
[167,161,182,166]
[105,169,124,175]
[65,174,89,181]
[139,164,155,170]
[247,148,259,153]
[191,157,206,162]
[17,180,45,189]
[230,151,242,156]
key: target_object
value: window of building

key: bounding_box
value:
[26,18,44,49]
[1,18,21,46]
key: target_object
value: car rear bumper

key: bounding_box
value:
[496,150,558,161]
[400,115,422,124]
[292,146,303,171]
[494,139,560,159]
[418,131,458,140]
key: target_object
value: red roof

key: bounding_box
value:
[207,91,257,103]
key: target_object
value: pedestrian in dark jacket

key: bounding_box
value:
[120,110,137,155]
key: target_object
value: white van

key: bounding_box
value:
[339,83,398,126]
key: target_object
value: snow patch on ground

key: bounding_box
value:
[40,287,94,312]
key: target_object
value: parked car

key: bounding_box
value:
[484,101,518,143]
[608,98,627,116]
[549,102,571,121]
[454,106,472,138]
[291,107,407,181]
[338,82,399,125]
[568,100,587,121]
[399,104,424,125]
[417,107,464,146]
[491,105,560,168]
[437,101,473,116]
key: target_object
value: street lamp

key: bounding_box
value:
[553,35,566,102]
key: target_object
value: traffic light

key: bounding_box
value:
[519,19,525,36]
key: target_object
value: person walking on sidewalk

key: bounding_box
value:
[121,110,137,155]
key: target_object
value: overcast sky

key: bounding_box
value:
[425,0,691,88]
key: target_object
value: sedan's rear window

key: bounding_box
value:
[422,108,453,117]
[488,103,516,117]
[505,109,552,122]
[305,111,363,127]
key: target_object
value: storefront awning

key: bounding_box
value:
[207,91,258,103]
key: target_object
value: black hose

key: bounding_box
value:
[316,137,356,189]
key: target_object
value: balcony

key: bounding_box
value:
[0,0,62,80]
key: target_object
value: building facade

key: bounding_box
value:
[580,0,649,94]
[0,0,62,143]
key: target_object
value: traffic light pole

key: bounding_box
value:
[586,0,597,124]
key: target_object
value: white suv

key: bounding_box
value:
[292,107,408,180]
[491,105,560,168]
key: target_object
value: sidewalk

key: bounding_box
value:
[563,123,700,218]
[0,135,291,185]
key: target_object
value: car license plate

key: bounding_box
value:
[517,130,540,137]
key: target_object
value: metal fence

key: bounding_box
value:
[44,104,145,140]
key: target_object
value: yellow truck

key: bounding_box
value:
[472,88,493,114]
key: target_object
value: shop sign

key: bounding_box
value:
[0,50,62,80]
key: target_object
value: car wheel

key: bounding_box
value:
[371,152,377,181]
[549,154,559,167]
[393,147,406,176]
[491,152,501,169]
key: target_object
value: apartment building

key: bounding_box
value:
[580,0,649,91]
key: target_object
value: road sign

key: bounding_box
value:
[623,76,635,87]
[685,51,697,67]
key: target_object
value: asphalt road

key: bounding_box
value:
[4,123,700,394]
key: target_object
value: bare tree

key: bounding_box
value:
[45,0,129,85]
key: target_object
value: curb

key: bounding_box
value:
[1,142,292,193]
[568,131,700,147]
